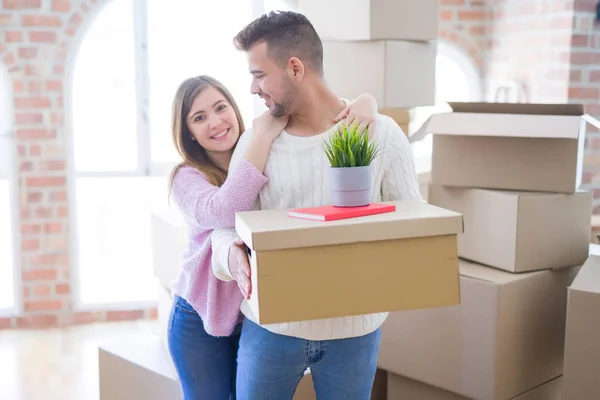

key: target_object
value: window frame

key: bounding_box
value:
[68,0,278,311]
[0,61,21,317]
[68,0,161,312]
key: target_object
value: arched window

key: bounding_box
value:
[71,0,255,308]
[0,62,17,313]
[411,40,483,174]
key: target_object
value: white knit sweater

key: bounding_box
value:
[211,114,422,341]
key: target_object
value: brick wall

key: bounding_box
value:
[0,0,155,329]
[439,0,487,70]
[485,0,575,102]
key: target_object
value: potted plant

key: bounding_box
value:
[323,121,382,207]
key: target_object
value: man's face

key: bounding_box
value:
[247,42,297,117]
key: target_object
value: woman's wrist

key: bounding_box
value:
[250,133,274,147]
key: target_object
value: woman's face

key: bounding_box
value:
[186,86,240,158]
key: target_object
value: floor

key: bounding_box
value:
[0,319,159,400]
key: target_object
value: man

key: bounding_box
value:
[211,10,422,399]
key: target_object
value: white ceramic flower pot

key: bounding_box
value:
[328,165,373,207]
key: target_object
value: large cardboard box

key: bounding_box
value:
[323,40,436,109]
[157,283,173,351]
[419,171,431,202]
[150,210,187,290]
[371,368,388,400]
[235,200,462,324]
[429,185,592,273]
[591,215,600,243]
[99,334,316,400]
[562,255,600,399]
[379,108,412,136]
[378,259,580,400]
[295,371,317,400]
[411,102,600,193]
[387,373,562,400]
[297,0,438,41]
[99,335,182,400]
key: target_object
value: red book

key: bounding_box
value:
[288,203,396,221]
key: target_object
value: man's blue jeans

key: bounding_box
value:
[167,295,240,400]
[236,319,381,399]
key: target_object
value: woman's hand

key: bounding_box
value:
[333,93,378,137]
[228,238,252,299]
[252,111,289,143]
[244,111,288,173]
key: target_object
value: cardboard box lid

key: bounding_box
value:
[235,200,463,251]
[569,255,600,294]
[458,258,543,285]
[410,102,600,142]
[449,102,584,116]
[444,186,588,199]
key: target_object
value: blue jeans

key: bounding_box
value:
[236,319,381,400]
[167,295,241,400]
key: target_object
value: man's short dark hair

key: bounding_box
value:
[233,11,324,76]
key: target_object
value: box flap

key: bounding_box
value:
[409,102,595,142]
[448,102,584,116]
[569,255,600,294]
[582,113,600,131]
[426,112,581,139]
[459,259,542,284]
[235,200,463,251]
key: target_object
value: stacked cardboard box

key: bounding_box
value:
[99,334,182,400]
[387,373,562,400]
[296,0,438,136]
[151,209,186,291]
[150,209,187,349]
[379,107,413,136]
[562,252,600,398]
[590,215,600,243]
[378,102,599,399]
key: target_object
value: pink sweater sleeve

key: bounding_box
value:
[170,159,267,230]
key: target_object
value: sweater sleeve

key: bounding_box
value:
[170,141,267,231]
[210,227,240,281]
[378,115,423,201]
[210,129,260,281]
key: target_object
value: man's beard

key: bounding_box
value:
[270,101,288,117]
[268,78,296,117]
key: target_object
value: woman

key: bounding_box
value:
[167,75,378,399]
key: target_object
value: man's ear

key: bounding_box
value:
[288,57,305,81]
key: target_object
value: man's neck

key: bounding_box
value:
[286,79,345,137]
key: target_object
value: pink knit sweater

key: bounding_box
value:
[170,159,267,337]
